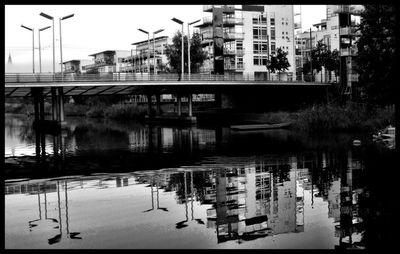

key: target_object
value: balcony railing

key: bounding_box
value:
[4,72,329,83]
[224,32,244,40]
[340,47,358,56]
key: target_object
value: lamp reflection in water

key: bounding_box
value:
[28,180,82,245]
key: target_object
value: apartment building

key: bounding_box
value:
[62,59,93,74]
[123,36,171,73]
[196,5,296,81]
[82,50,131,73]
[295,5,363,95]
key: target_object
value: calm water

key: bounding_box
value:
[4,114,396,249]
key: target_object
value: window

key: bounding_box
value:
[271,42,276,55]
[270,18,275,26]
[270,28,275,40]
[236,41,243,50]
[253,56,268,66]
[253,41,268,54]
[253,27,268,40]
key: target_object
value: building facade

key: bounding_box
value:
[123,36,171,74]
[82,50,131,73]
[197,5,296,81]
[62,59,93,74]
[295,5,363,96]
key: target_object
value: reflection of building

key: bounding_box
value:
[201,156,305,243]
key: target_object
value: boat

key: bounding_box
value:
[372,125,395,140]
[230,122,291,131]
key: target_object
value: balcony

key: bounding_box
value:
[224,63,245,71]
[340,26,359,36]
[83,60,114,70]
[340,47,358,56]
[203,5,235,13]
[224,32,244,41]
[223,17,244,26]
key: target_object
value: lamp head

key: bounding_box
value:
[40,12,54,20]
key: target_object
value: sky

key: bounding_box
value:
[5,5,326,73]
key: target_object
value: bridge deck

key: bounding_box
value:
[5,73,330,97]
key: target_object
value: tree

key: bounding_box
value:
[324,49,340,82]
[267,47,290,81]
[165,31,207,74]
[355,5,396,105]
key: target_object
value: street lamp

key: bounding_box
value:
[21,24,35,73]
[152,29,164,75]
[187,19,200,80]
[138,28,150,74]
[172,17,184,78]
[39,12,55,74]
[38,26,51,73]
[59,14,74,77]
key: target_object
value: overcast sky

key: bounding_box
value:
[5,5,326,73]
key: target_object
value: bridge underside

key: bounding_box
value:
[5,83,329,129]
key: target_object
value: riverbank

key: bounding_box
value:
[5,100,394,133]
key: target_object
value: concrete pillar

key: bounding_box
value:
[156,94,161,115]
[39,88,45,121]
[188,93,193,117]
[58,87,65,122]
[51,88,57,121]
[32,88,40,123]
[177,94,182,116]
[147,94,152,116]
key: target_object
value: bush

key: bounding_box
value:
[86,105,105,118]
[294,102,395,132]
[103,103,147,119]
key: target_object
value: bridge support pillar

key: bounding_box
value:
[177,94,182,116]
[39,88,45,121]
[147,94,152,116]
[51,88,58,121]
[156,93,161,115]
[32,88,40,123]
[188,93,193,117]
[58,87,65,122]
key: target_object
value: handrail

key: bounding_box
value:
[4,73,330,84]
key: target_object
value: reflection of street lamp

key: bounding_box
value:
[152,29,164,75]
[59,14,74,77]
[172,17,184,77]
[187,19,200,80]
[40,12,55,74]
[21,24,35,73]
[38,26,51,73]
[138,28,150,73]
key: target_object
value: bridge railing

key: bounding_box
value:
[4,72,327,83]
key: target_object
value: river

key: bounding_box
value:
[4,113,396,249]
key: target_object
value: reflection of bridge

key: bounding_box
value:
[5,73,330,127]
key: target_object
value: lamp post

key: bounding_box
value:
[172,17,184,78]
[39,12,55,74]
[21,24,35,73]
[138,28,150,74]
[152,29,164,75]
[187,19,200,80]
[38,26,51,73]
[59,14,74,78]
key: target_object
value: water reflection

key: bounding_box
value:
[5,148,369,249]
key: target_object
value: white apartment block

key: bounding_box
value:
[242,5,296,81]
[197,5,296,81]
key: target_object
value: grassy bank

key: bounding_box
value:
[5,100,395,133]
[292,103,395,133]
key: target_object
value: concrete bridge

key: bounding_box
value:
[5,73,330,128]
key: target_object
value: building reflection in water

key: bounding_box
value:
[5,146,366,248]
